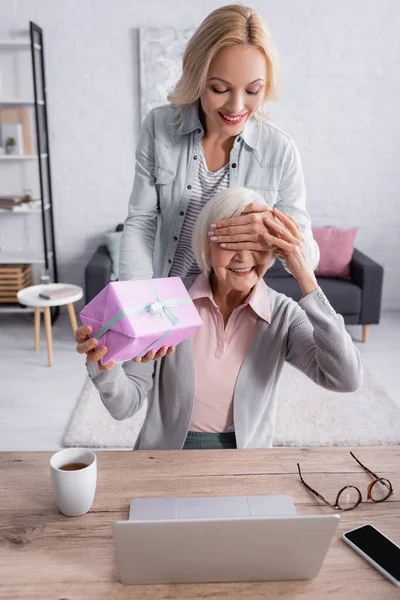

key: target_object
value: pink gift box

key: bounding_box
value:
[79,277,203,365]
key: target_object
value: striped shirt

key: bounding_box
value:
[170,149,229,277]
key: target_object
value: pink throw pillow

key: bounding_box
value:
[313,226,358,280]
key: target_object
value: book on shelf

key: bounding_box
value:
[0,201,41,211]
[0,195,25,204]
[0,107,34,154]
[0,196,41,210]
[39,286,77,301]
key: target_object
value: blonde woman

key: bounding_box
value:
[120,4,319,283]
[76,188,362,450]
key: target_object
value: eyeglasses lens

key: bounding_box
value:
[370,478,392,502]
[337,486,361,510]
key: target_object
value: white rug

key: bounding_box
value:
[63,364,400,448]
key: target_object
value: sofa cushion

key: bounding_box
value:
[313,226,358,280]
[266,276,362,315]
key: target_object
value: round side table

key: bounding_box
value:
[17,283,83,367]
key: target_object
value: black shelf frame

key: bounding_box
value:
[29,21,59,321]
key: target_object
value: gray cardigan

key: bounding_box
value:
[87,282,363,449]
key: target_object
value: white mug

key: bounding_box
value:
[50,448,97,517]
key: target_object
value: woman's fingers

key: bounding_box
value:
[139,348,157,363]
[241,202,272,214]
[76,336,98,355]
[211,211,266,231]
[76,323,114,371]
[211,233,261,244]
[263,215,298,244]
[133,347,160,364]
[219,241,275,251]
[133,346,175,363]
[154,346,171,359]
[75,324,101,358]
[273,209,301,237]
[262,229,292,252]
[86,344,109,364]
[99,359,116,371]
[209,214,277,243]
[208,224,253,238]
[75,324,92,344]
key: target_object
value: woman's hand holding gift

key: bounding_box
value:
[132,346,175,363]
[75,325,116,371]
[75,325,175,368]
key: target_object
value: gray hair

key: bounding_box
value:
[192,187,268,273]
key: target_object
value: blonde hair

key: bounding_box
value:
[192,187,269,273]
[168,4,280,120]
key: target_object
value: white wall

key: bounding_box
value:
[0,0,399,310]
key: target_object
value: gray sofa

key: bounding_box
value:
[85,225,384,342]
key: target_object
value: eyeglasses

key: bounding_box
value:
[297,451,393,511]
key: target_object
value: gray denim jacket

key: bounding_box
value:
[119,103,319,281]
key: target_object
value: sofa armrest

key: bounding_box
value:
[84,245,112,304]
[350,248,384,324]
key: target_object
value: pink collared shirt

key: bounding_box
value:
[188,273,271,433]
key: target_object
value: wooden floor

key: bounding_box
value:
[0,311,399,451]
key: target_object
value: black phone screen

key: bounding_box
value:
[344,525,400,581]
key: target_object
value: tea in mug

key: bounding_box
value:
[59,462,89,471]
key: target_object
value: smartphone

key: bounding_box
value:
[343,524,400,587]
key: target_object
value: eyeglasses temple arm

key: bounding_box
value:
[350,451,381,481]
[297,463,338,509]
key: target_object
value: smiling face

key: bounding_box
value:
[200,44,267,137]
[209,243,274,296]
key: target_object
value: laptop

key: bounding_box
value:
[112,494,339,585]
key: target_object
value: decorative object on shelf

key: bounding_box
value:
[2,123,23,153]
[0,107,34,153]
[5,135,17,154]
[40,268,51,285]
[0,263,32,303]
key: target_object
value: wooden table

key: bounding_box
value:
[1,447,399,599]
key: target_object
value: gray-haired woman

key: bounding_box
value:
[75,188,362,450]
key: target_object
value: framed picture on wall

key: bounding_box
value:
[138,27,195,122]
